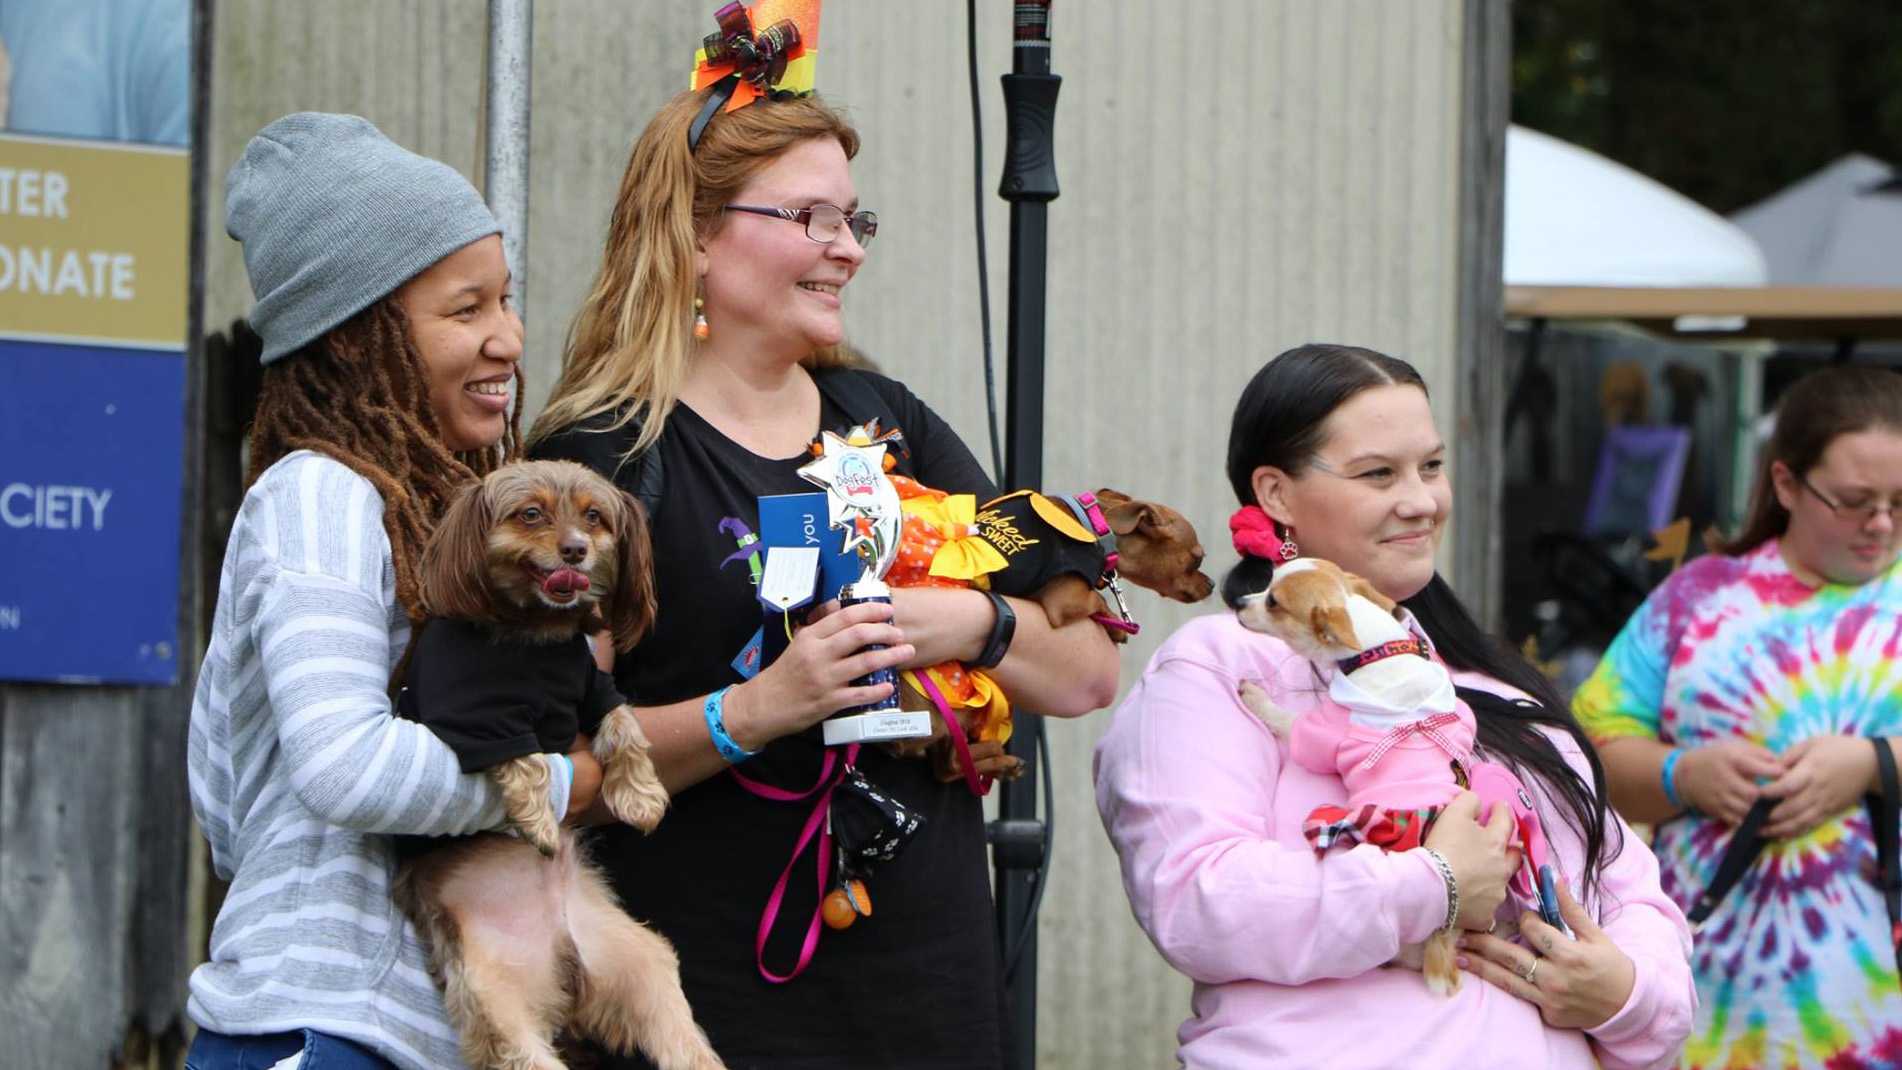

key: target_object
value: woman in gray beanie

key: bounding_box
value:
[185,112,602,1070]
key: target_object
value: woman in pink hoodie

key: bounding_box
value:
[1094,344,1695,1069]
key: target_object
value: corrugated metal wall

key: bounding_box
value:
[197,3,1473,1067]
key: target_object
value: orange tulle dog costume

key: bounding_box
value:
[881,472,1020,789]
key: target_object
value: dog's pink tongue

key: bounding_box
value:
[543,568,590,596]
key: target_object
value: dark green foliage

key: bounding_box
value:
[1513,2,1902,213]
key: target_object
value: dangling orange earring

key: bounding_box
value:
[693,296,710,341]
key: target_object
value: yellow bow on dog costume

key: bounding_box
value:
[884,475,1013,755]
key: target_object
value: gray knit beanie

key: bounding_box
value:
[225,112,502,365]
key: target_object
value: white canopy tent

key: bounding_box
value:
[1733,153,1902,287]
[1502,126,1902,341]
[1496,128,1902,664]
[1500,125,1776,537]
[1505,124,1769,288]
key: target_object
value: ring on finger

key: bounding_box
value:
[1520,956,1541,985]
[1486,919,1497,934]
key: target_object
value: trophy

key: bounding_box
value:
[797,425,933,745]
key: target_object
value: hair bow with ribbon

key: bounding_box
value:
[688,0,823,149]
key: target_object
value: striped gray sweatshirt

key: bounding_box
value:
[187,451,505,1069]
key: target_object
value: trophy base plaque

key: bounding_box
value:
[822,709,935,746]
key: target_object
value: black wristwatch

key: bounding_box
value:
[972,591,1017,669]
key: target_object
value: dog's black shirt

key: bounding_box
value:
[396,618,625,772]
[973,490,1110,597]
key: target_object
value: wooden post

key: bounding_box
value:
[1453,0,1511,630]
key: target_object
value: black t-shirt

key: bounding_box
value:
[397,619,625,771]
[392,619,625,862]
[532,369,1006,1070]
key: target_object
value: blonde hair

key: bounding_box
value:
[529,89,860,457]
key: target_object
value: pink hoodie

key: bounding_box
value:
[1093,614,1695,1070]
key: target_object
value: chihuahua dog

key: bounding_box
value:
[1046,488,1215,632]
[393,460,723,1070]
[884,483,1214,785]
[969,487,1214,643]
[1235,557,1558,997]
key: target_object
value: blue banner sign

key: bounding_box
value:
[0,339,185,683]
[0,132,189,685]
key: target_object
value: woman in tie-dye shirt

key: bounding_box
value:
[1575,365,1902,1070]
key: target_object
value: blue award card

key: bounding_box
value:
[756,491,860,665]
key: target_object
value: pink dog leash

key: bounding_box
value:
[1463,758,1561,913]
[909,670,991,797]
[1056,491,1141,637]
[729,743,861,983]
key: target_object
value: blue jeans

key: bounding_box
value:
[185,1028,394,1070]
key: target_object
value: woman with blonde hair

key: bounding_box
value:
[530,67,1118,1070]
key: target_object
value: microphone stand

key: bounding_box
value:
[991,3,1059,1067]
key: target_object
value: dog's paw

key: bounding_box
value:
[1423,963,1462,997]
[640,1020,726,1070]
[597,738,669,832]
[592,708,670,832]
[966,740,1026,781]
[1237,680,1296,737]
[602,758,670,832]
[517,802,563,858]
[656,1046,726,1070]
[1420,933,1462,997]
[492,755,564,857]
[986,754,1027,781]
[928,737,1025,784]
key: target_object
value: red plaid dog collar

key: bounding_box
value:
[1335,637,1429,675]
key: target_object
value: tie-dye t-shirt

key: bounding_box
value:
[1573,539,1902,1070]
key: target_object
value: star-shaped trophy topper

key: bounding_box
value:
[798,426,903,582]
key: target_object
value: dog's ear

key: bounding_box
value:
[420,478,495,620]
[1345,573,1399,617]
[1095,489,1155,537]
[1310,603,1360,652]
[605,488,658,653]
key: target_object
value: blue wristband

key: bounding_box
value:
[704,686,759,764]
[1660,747,1688,811]
[547,753,575,819]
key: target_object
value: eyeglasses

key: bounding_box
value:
[1798,473,1902,524]
[723,203,878,248]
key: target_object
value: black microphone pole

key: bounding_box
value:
[992,2,1059,1067]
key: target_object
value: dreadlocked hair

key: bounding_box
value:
[245,298,523,623]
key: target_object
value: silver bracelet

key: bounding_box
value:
[1422,848,1459,933]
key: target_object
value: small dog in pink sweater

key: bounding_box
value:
[1237,557,1560,995]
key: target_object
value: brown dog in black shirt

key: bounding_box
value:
[393,460,723,1070]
